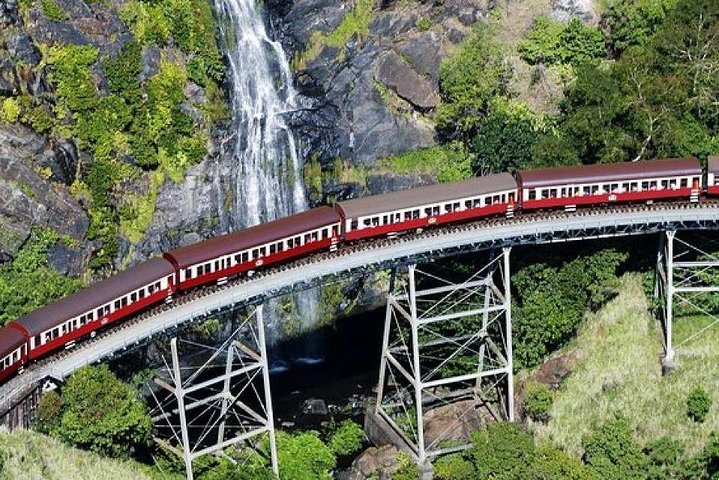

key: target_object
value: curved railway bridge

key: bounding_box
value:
[2,200,719,436]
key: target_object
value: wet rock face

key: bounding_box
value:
[551,0,597,24]
[270,0,486,172]
[0,123,89,260]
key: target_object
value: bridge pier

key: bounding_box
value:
[373,248,514,464]
[655,231,719,373]
[149,306,278,479]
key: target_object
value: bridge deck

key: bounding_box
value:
[2,201,719,410]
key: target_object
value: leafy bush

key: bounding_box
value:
[582,418,645,480]
[643,437,684,480]
[41,0,67,21]
[687,386,712,423]
[433,453,475,480]
[1,97,20,123]
[0,229,81,326]
[469,422,536,479]
[532,444,598,480]
[39,365,153,458]
[392,452,420,480]
[601,0,676,54]
[519,17,605,67]
[524,382,553,422]
[328,420,365,456]
[34,390,64,435]
[276,431,336,480]
[471,97,545,174]
[437,20,511,142]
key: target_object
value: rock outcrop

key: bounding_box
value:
[0,123,88,265]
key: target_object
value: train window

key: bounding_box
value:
[115,300,121,309]
[131,292,137,302]
[277,241,284,251]
[241,252,249,263]
[214,260,220,270]
[453,202,461,210]
[97,308,103,318]
[681,178,688,188]
[661,180,669,189]
[590,186,599,194]
[404,211,412,221]
[425,207,432,216]
[650,181,657,189]
[465,200,472,209]
[641,181,649,190]
[269,244,276,254]
[622,183,629,191]
[473,199,482,208]
[444,204,452,213]
[148,284,155,295]
[528,190,536,201]
[155,282,161,291]
[139,289,146,299]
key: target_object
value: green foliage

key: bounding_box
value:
[524,383,553,423]
[276,431,336,480]
[582,418,646,480]
[471,97,545,174]
[328,420,365,456]
[35,390,64,435]
[536,0,719,165]
[416,17,432,32]
[643,437,684,480]
[392,452,420,480]
[44,44,99,113]
[433,453,475,480]
[437,21,511,142]
[293,0,374,69]
[41,0,67,21]
[519,17,605,67]
[0,229,81,326]
[687,386,712,423]
[513,249,627,368]
[1,97,21,123]
[601,0,677,54]
[469,422,536,479]
[531,444,598,480]
[40,365,153,458]
[197,457,273,480]
[104,41,143,105]
[379,144,472,183]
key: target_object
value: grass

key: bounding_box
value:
[533,273,719,457]
[0,429,168,480]
[378,145,472,183]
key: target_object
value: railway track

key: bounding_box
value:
[2,199,719,411]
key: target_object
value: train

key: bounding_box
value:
[1,156,719,383]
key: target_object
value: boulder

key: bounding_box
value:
[301,398,329,415]
[423,399,484,447]
[551,0,597,24]
[375,50,439,110]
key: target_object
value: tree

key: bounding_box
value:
[471,98,544,174]
[582,418,646,480]
[687,386,712,423]
[437,20,512,143]
[433,453,475,480]
[601,0,677,55]
[54,365,153,458]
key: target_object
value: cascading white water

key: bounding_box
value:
[215,0,306,225]
[214,0,319,344]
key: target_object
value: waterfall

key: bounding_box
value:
[214,0,320,348]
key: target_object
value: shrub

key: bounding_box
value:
[582,418,645,480]
[524,383,553,422]
[643,437,684,480]
[518,16,565,65]
[53,365,153,458]
[1,97,21,123]
[380,144,472,183]
[416,17,432,31]
[469,422,536,479]
[687,386,712,423]
[433,453,475,480]
[532,444,597,480]
[34,390,64,435]
[276,431,336,480]
[41,0,67,21]
[328,420,365,456]
[392,452,420,480]
[519,16,605,67]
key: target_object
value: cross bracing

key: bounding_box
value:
[3,202,719,414]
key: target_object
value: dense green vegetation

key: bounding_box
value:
[0,229,81,326]
[35,365,153,458]
[513,248,627,368]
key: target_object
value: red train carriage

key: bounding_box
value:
[517,158,702,211]
[336,174,518,241]
[0,329,27,382]
[8,258,175,360]
[165,207,342,291]
[707,156,719,196]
